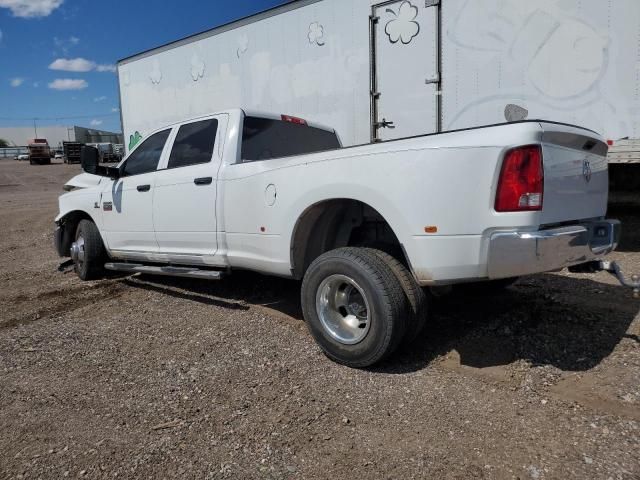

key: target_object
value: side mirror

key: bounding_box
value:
[80,146,100,174]
[80,146,121,179]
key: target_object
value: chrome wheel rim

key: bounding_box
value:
[316,274,371,345]
[70,235,85,268]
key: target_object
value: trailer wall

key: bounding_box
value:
[118,0,640,151]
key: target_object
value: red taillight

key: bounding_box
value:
[607,139,614,146]
[495,145,544,212]
[281,114,307,126]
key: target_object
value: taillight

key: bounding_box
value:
[495,145,543,212]
[281,114,307,126]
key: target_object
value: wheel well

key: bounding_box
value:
[290,199,407,279]
[57,211,94,256]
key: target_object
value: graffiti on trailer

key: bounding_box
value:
[385,1,421,45]
[128,131,143,151]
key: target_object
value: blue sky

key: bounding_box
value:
[0,0,288,133]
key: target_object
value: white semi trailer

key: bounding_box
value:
[117,0,640,163]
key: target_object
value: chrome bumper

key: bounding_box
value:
[487,220,621,279]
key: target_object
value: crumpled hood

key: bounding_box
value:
[64,173,104,190]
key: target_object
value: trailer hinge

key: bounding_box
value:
[425,0,440,7]
[370,15,380,23]
[425,74,441,85]
[371,91,381,99]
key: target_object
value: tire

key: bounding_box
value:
[370,250,430,345]
[301,247,408,368]
[73,220,106,281]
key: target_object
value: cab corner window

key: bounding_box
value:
[241,116,340,162]
[168,119,218,169]
[122,129,171,177]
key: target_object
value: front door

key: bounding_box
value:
[101,128,172,253]
[152,115,227,256]
[371,0,440,141]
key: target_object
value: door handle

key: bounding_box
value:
[374,117,395,129]
[194,177,213,186]
[137,184,151,192]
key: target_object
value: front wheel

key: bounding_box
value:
[301,248,408,368]
[71,220,106,280]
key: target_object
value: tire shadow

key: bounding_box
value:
[378,274,639,374]
[119,269,638,376]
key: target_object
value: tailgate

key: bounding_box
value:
[539,122,609,225]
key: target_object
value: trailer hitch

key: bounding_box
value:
[569,260,640,298]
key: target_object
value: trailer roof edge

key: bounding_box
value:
[117,0,323,66]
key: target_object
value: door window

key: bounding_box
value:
[122,129,171,176]
[168,119,218,169]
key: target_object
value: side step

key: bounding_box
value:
[105,263,225,280]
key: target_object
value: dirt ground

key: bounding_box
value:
[0,159,638,480]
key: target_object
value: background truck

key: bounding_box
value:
[54,110,623,367]
[28,138,51,165]
[63,141,83,164]
[86,143,119,163]
[116,0,640,189]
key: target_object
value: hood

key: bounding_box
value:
[64,173,104,191]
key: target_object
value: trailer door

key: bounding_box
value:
[371,0,440,142]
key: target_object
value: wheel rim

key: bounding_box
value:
[70,235,85,268]
[316,274,371,345]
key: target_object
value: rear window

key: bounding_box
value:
[241,116,340,162]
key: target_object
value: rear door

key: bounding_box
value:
[372,0,440,141]
[153,115,227,256]
[101,129,171,253]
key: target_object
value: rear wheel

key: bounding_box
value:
[301,247,407,368]
[371,250,430,345]
[72,220,106,280]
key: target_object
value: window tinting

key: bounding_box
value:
[168,119,218,169]
[241,117,340,162]
[122,129,170,176]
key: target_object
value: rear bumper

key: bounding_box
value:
[487,219,621,279]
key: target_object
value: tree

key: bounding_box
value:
[0,139,9,148]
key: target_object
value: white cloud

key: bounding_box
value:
[111,107,120,113]
[10,77,24,87]
[49,57,115,74]
[96,64,116,73]
[0,0,64,18]
[90,119,103,127]
[48,78,88,90]
[33,82,39,88]
[93,95,107,102]
[49,57,94,72]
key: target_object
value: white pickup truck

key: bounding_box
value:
[55,109,622,367]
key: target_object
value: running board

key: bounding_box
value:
[105,263,225,280]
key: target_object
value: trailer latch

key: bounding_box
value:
[570,260,640,298]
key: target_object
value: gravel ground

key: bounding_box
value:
[0,159,639,479]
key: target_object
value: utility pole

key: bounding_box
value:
[33,118,38,138]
